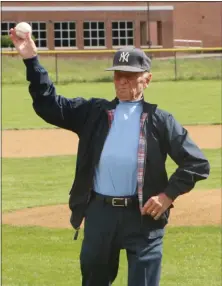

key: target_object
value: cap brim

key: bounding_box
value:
[105,65,146,72]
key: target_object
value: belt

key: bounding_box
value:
[93,192,139,207]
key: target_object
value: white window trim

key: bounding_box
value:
[29,21,47,48]
[36,47,49,50]
[1,47,49,51]
[83,46,107,49]
[2,6,174,12]
[112,45,135,49]
[54,47,78,50]
[1,21,16,35]
[141,45,163,49]
[54,21,76,48]
[112,21,134,46]
[83,21,106,48]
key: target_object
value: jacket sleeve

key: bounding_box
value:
[23,56,92,136]
[163,113,210,201]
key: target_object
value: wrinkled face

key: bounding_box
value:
[114,71,152,101]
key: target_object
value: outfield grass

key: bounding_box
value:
[2,225,221,286]
[2,55,221,84]
[2,80,221,129]
[2,149,221,213]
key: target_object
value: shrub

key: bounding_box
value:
[1,34,36,49]
[1,35,14,48]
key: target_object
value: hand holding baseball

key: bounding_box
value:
[141,193,173,220]
[10,24,37,59]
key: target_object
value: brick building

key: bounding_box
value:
[1,1,221,51]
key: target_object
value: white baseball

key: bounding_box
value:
[15,22,32,39]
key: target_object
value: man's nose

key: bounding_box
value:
[119,76,128,84]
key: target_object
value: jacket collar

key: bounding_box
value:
[97,96,157,113]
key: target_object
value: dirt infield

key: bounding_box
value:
[2,125,221,158]
[2,189,221,228]
[2,125,221,228]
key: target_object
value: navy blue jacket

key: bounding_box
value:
[24,56,210,230]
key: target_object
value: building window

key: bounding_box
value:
[29,22,47,48]
[83,22,105,47]
[54,22,76,48]
[1,22,16,35]
[112,21,134,46]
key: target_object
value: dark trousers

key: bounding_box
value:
[80,196,164,286]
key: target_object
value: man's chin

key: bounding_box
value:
[116,92,131,101]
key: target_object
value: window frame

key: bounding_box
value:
[1,21,16,35]
[54,21,77,49]
[111,21,134,48]
[1,22,17,50]
[29,21,48,49]
[83,21,106,49]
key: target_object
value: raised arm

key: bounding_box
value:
[10,28,92,135]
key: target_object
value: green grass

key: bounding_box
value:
[2,155,76,212]
[2,55,221,84]
[2,225,221,286]
[2,149,221,213]
[2,80,221,129]
[2,54,221,286]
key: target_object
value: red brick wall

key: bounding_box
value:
[150,1,222,47]
[173,2,221,47]
[2,1,221,47]
[2,3,173,49]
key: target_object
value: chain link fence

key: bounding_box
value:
[2,48,222,85]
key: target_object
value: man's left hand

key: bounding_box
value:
[141,193,173,220]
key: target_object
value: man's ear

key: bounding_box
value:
[143,73,152,88]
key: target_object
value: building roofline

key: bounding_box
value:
[2,6,174,12]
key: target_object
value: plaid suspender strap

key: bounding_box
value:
[107,110,115,127]
[107,109,148,210]
[137,112,148,210]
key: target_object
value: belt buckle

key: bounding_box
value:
[112,198,128,207]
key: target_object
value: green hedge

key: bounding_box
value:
[1,35,14,48]
[1,34,36,48]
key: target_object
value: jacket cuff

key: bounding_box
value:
[23,56,39,67]
[164,186,180,202]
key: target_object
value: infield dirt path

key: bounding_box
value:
[2,124,221,158]
[2,125,221,228]
[2,189,221,228]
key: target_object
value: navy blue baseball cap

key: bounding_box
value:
[106,47,151,72]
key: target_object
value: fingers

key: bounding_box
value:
[149,206,162,220]
[9,28,30,42]
[141,194,173,220]
[153,209,163,220]
[141,196,163,220]
[141,199,153,215]
[26,31,32,42]
[9,28,19,44]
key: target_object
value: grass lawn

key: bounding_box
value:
[2,149,221,213]
[2,55,221,84]
[2,225,221,286]
[2,80,221,129]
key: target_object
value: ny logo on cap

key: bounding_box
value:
[119,52,130,63]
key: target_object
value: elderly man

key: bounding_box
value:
[10,29,209,286]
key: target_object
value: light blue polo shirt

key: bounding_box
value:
[93,100,143,196]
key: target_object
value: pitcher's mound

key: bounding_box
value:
[2,189,221,228]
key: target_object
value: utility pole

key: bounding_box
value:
[147,1,151,48]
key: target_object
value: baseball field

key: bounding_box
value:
[2,78,221,285]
